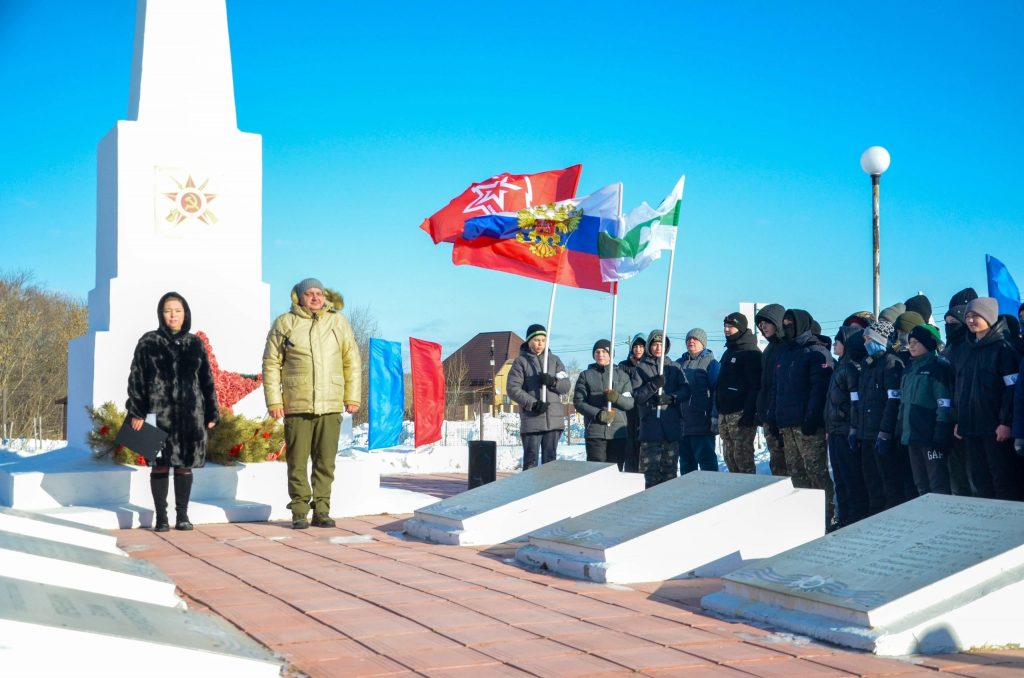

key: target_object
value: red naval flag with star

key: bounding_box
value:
[419,165,582,244]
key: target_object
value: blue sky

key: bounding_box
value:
[2,1,1023,367]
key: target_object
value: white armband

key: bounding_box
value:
[937,398,951,408]
[850,391,859,402]
[1003,374,1019,386]
[887,389,901,399]
[556,371,568,379]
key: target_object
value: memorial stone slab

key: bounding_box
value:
[0,576,281,677]
[404,460,645,545]
[0,529,181,608]
[516,471,824,583]
[701,494,1024,655]
[0,507,123,555]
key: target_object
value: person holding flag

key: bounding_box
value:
[574,339,635,469]
[507,324,571,469]
[632,330,688,488]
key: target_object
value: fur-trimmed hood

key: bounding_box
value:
[289,287,345,318]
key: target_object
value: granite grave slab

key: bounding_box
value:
[0,529,181,607]
[701,494,1024,655]
[516,471,823,583]
[0,575,281,676]
[404,460,645,545]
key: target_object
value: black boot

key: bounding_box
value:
[174,472,194,531]
[150,473,170,532]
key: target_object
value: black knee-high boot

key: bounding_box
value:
[174,473,194,531]
[150,473,170,532]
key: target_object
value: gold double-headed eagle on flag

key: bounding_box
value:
[515,203,582,258]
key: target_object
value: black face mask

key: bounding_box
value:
[945,321,964,344]
[783,323,796,341]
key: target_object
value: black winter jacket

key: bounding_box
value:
[825,328,864,436]
[126,293,219,468]
[955,320,1020,437]
[852,351,904,443]
[755,304,785,424]
[716,328,761,422]
[770,310,834,431]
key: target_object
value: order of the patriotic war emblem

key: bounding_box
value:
[515,203,582,258]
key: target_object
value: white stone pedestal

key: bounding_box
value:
[516,471,823,583]
[0,447,435,529]
[702,494,1024,655]
[404,460,645,546]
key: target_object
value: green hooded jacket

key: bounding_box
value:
[262,288,361,415]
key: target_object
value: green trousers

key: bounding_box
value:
[285,413,341,517]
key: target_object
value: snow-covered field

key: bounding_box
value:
[1,412,774,475]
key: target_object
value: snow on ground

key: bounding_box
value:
[1,411,774,475]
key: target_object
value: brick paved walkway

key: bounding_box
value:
[112,474,1024,677]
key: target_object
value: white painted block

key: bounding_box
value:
[0,576,281,677]
[702,494,1024,655]
[404,460,645,546]
[0,508,122,556]
[0,530,181,608]
[516,471,824,583]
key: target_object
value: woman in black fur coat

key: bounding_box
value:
[127,292,219,531]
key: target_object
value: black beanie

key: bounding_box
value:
[525,324,547,342]
[904,294,932,321]
[592,339,611,356]
[948,287,979,309]
[724,312,748,332]
[910,324,940,352]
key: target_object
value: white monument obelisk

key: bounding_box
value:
[66,0,270,447]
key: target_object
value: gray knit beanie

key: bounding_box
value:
[294,277,325,298]
[685,328,708,349]
[966,297,999,327]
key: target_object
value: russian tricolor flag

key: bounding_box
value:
[451,184,620,292]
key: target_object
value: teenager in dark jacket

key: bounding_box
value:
[677,328,720,475]
[574,339,635,469]
[954,298,1020,500]
[770,309,835,524]
[851,319,914,510]
[754,303,787,476]
[898,324,953,495]
[942,286,979,496]
[826,327,869,528]
[617,333,646,473]
[717,313,761,474]
[127,292,219,532]
[507,324,571,469]
[632,330,688,488]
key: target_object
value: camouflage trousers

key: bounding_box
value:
[780,427,834,522]
[763,424,788,476]
[719,412,756,474]
[640,441,679,489]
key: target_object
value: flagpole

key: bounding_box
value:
[656,241,678,419]
[606,183,624,422]
[541,280,558,403]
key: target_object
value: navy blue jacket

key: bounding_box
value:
[770,310,834,432]
[633,354,688,442]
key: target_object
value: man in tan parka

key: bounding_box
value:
[263,278,361,529]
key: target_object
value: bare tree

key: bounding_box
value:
[0,272,87,439]
[345,304,379,427]
[442,352,469,420]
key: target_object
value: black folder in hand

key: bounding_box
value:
[113,419,168,462]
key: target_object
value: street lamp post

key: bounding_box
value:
[861,146,891,319]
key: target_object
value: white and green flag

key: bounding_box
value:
[598,176,684,282]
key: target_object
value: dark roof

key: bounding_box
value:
[445,331,524,385]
